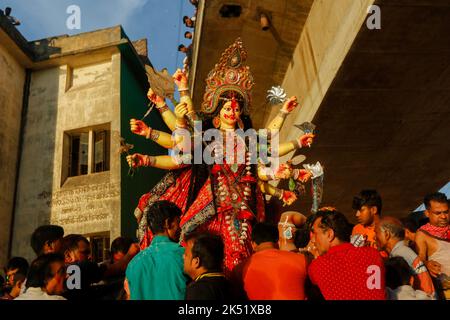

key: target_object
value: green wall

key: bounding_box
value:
[119,51,170,239]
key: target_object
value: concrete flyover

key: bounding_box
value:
[289,0,450,220]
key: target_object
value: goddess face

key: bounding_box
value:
[219,99,241,128]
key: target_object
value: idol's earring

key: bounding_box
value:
[237,118,244,130]
[213,116,221,129]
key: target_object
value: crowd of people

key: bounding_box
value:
[178,0,198,76]
[1,189,448,301]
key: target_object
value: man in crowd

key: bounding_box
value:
[15,253,67,300]
[277,211,306,252]
[415,192,450,299]
[62,234,139,300]
[184,31,193,40]
[30,225,64,256]
[183,15,195,28]
[375,216,435,297]
[16,224,65,297]
[238,222,308,300]
[401,216,421,251]
[308,209,386,300]
[351,190,382,249]
[99,236,135,300]
[189,0,198,8]
[184,233,232,300]
[385,257,433,300]
[110,237,135,263]
[125,201,188,300]
[1,257,29,300]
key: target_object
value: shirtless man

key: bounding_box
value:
[415,192,450,299]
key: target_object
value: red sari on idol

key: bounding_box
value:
[134,160,265,274]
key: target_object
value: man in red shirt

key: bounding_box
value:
[308,209,386,300]
[238,222,308,300]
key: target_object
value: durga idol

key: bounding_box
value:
[126,38,316,273]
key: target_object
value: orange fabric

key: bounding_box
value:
[242,249,307,300]
[352,224,377,247]
[352,224,388,258]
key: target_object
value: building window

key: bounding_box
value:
[94,130,109,173]
[87,233,110,263]
[65,124,110,179]
[69,132,89,177]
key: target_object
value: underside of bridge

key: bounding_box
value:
[291,0,450,220]
[192,0,450,222]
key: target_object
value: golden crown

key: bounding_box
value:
[201,38,255,116]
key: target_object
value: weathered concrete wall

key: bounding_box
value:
[31,27,123,61]
[0,42,25,266]
[265,0,375,144]
[11,54,122,261]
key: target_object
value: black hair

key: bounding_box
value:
[294,214,316,248]
[312,210,352,242]
[183,16,189,23]
[6,257,29,276]
[178,44,186,51]
[352,189,382,216]
[424,192,448,210]
[294,227,310,248]
[147,200,182,234]
[184,233,224,272]
[251,222,279,245]
[110,237,134,256]
[401,217,419,233]
[12,273,26,287]
[61,234,89,254]
[385,256,411,289]
[26,253,65,289]
[184,31,192,38]
[30,225,64,255]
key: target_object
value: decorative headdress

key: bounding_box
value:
[201,38,255,117]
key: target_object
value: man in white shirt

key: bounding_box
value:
[15,253,67,300]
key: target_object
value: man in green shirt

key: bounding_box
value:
[125,201,188,300]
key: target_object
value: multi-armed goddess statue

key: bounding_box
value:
[126,38,319,273]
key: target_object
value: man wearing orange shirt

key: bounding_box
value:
[239,222,308,300]
[351,189,383,251]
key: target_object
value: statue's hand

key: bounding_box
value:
[274,163,293,180]
[296,169,312,183]
[126,153,146,168]
[282,190,297,206]
[147,88,165,106]
[175,102,188,120]
[281,96,299,113]
[172,68,188,90]
[130,119,150,137]
[297,133,315,148]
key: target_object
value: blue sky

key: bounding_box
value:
[414,181,450,212]
[3,0,195,73]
